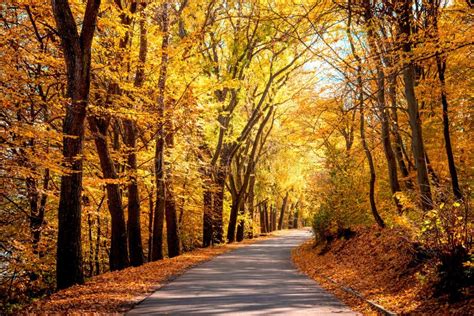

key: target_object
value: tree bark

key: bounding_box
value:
[396,0,433,210]
[152,2,174,260]
[52,0,100,290]
[88,116,130,270]
[124,5,147,266]
[428,0,462,200]
[278,192,289,230]
[347,2,385,228]
[388,75,414,190]
[164,129,180,257]
[363,8,403,212]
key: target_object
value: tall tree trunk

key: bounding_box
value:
[347,2,385,228]
[264,202,270,233]
[292,202,300,229]
[152,2,171,260]
[124,6,147,266]
[428,0,463,200]
[213,166,226,243]
[436,57,461,199]
[124,120,144,266]
[88,116,130,270]
[53,0,101,290]
[246,173,256,238]
[147,189,154,261]
[365,16,402,212]
[236,201,246,242]
[359,99,385,228]
[164,130,180,258]
[396,0,433,210]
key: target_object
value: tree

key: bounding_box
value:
[52,0,101,290]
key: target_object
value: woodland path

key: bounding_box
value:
[127,230,356,315]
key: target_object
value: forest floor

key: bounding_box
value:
[292,226,473,315]
[23,231,289,315]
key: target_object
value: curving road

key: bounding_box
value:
[128,230,356,315]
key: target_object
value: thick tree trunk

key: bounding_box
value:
[124,120,144,266]
[292,203,299,229]
[271,206,277,231]
[259,203,267,234]
[236,201,245,242]
[88,116,130,270]
[264,202,270,233]
[53,0,100,290]
[397,0,433,210]
[227,195,240,243]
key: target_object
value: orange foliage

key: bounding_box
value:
[292,227,474,315]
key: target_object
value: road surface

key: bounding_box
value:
[128,230,356,315]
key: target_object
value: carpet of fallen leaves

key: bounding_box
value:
[24,233,282,315]
[292,226,473,315]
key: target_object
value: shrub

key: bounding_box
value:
[311,205,333,244]
[421,197,473,301]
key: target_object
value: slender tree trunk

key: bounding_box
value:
[227,193,240,243]
[363,0,402,212]
[247,174,256,238]
[152,2,171,260]
[164,130,180,257]
[53,0,100,289]
[436,57,461,199]
[125,8,147,266]
[213,166,226,243]
[359,97,385,228]
[388,75,413,189]
[271,206,277,231]
[347,2,385,228]
[278,192,289,230]
[95,205,101,275]
[376,63,402,211]
[148,189,154,261]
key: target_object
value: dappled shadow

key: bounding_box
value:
[128,230,356,315]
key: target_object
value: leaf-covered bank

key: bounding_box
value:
[292,226,473,315]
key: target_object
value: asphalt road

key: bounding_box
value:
[128,230,356,315]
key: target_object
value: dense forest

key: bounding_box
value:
[1,0,472,312]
